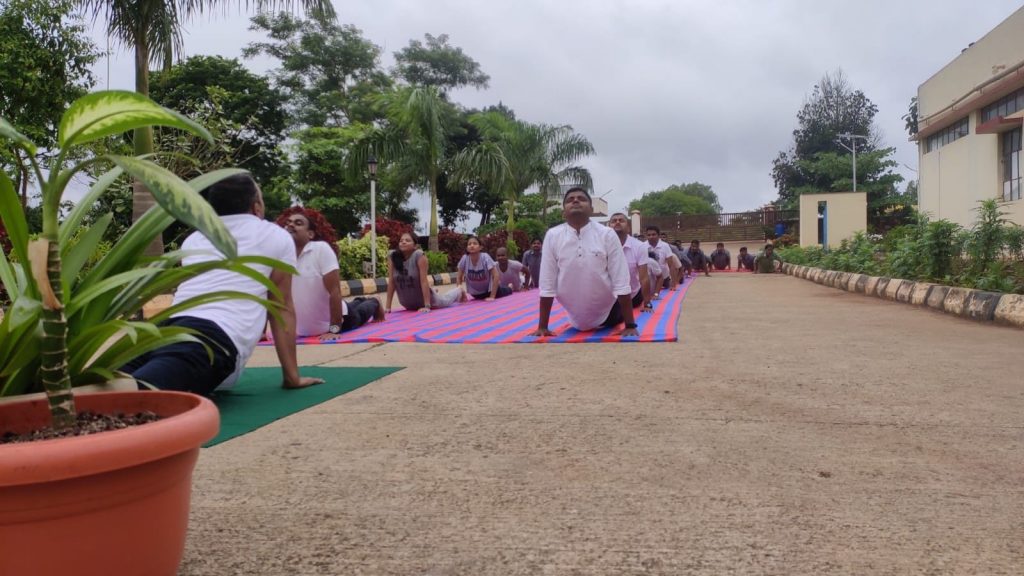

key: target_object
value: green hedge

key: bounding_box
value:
[777,200,1024,294]
[337,235,390,279]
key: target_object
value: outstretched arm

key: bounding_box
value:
[418,256,432,311]
[269,269,323,389]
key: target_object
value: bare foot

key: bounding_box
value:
[282,377,324,389]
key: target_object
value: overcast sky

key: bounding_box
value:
[87,0,1023,229]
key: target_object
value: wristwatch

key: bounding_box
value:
[624,322,638,329]
[328,324,342,334]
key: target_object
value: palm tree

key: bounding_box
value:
[355,86,449,251]
[78,0,335,250]
[451,111,594,230]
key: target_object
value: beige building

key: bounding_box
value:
[799,192,867,249]
[917,6,1024,227]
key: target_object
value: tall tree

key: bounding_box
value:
[450,111,593,231]
[149,55,288,185]
[244,12,390,129]
[0,0,97,205]
[627,184,718,216]
[393,33,490,93]
[772,70,881,207]
[356,86,451,250]
[78,0,334,252]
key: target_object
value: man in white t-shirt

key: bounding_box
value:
[608,212,652,312]
[283,209,381,338]
[645,225,680,291]
[533,187,638,338]
[122,173,323,394]
[495,246,529,290]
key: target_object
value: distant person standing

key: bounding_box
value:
[533,187,638,338]
[686,239,711,277]
[737,246,755,271]
[710,242,732,270]
[753,243,784,274]
[522,238,543,289]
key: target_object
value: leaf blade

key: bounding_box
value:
[59,90,213,149]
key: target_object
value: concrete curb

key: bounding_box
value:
[783,264,1022,330]
[340,272,458,297]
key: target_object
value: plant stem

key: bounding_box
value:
[40,239,74,428]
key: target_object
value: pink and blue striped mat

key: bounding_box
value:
[268,275,694,345]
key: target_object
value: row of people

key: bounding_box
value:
[123,174,783,395]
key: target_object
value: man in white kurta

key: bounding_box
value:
[533,188,638,337]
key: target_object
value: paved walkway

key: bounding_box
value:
[181,274,1024,575]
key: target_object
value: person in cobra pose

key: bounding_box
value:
[385,232,462,313]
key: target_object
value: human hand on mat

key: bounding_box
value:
[619,327,639,337]
[418,307,431,313]
[532,328,556,338]
[318,332,339,342]
[282,376,324,389]
[485,297,495,302]
[642,302,654,313]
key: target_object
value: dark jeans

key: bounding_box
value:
[470,285,513,300]
[601,293,641,328]
[342,297,380,331]
[121,316,238,396]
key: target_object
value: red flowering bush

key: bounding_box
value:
[361,218,414,249]
[438,228,466,269]
[481,229,529,259]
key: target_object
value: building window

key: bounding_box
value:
[925,117,969,153]
[1002,128,1022,202]
[982,88,1024,123]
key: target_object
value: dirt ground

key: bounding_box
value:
[180,274,1024,575]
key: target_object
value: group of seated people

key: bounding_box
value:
[122,174,784,395]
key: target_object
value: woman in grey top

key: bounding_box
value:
[385,232,462,313]
[456,235,512,300]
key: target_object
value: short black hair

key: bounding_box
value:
[610,212,627,219]
[716,242,724,247]
[563,186,591,202]
[691,239,701,245]
[531,237,542,243]
[740,246,748,251]
[201,173,258,216]
[645,225,660,234]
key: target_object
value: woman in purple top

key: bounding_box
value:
[456,236,512,300]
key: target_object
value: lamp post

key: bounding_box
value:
[368,155,378,277]
[837,133,868,192]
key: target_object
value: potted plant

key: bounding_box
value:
[0,91,291,575]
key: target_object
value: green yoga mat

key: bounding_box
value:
[205,366,402,447]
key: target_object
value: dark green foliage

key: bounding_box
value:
[0,0,97,201]
[779,202,1024,293]
[149,56,289,185]
[425,250,449,274]
[628,182,719,216]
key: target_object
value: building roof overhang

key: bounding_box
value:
[976,110,1024,134]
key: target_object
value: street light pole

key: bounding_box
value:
[368,155,378,277]
[837,133,868,192]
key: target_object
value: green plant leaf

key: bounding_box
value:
[65,268,163,318]
[0,117,37,155]
[60,166,123,246]
[187,167,249,193]
[0,170,30,268]
[61,213,112,289]
[147,291,277,325]
[59,90,212,149]
[107,156,237,258]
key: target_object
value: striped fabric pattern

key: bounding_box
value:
[273,275,694,345]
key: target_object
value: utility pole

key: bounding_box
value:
[836,133,868,192]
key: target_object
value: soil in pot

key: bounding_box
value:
[1,410,162,444]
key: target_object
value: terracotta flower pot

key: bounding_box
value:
[0,391,219,576]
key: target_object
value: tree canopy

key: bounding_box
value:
[244,12,390,128]
[771,69,903,222]
[393,33,490,92]
[628,183,719,216]
[0,0,97,202]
